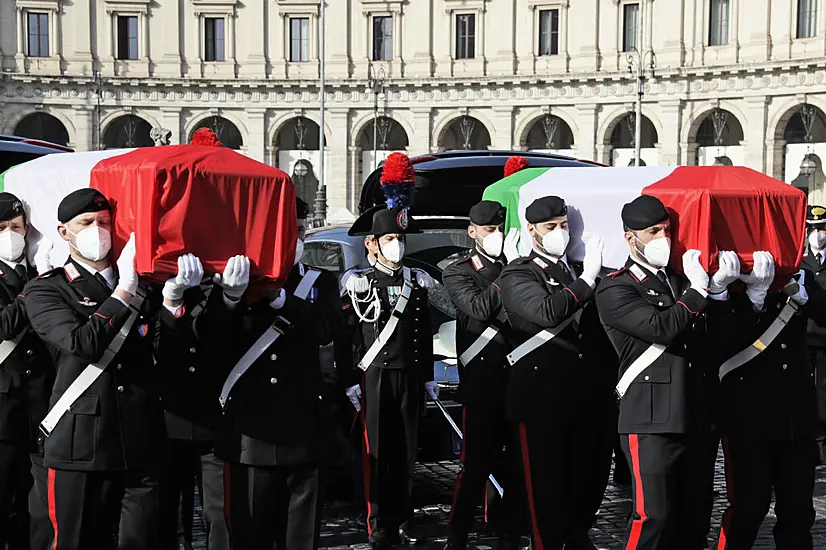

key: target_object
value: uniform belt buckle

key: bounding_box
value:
[38,424,51,438]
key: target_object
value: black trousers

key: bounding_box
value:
[29,458,52,550]
[224,462,325,550]
[810,347,826,462]
[716,436,817,550]
[361,367,422,539]
[161,439,229,550]
[448,403,525,537]
[0,441,32,550]
[620,433,718,550]
[46,468,160,550]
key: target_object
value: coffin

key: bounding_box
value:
[482,166,807,283]
[0,146,297,285]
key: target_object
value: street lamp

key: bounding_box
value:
[293,161,309,178]
[94,71,103,150]
[626,7,655,167]
[367,64,387,171]
[313,0,327,227]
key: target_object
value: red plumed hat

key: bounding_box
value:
[379,152,416,210]
[504,156,529,178]
[190,128,223,147]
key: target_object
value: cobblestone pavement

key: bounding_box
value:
[192,451,826,549]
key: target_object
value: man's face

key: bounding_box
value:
[297,218,307,241]
[810,226,826,237]
[528,216,568,242]
[366,233,405,262]
[625,220,671,253]
[0,215,26,237]
[468,223,503,245]
[58,210,112,246]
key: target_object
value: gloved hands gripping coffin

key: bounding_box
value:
[0,146,298,286]
[483,165,807,287]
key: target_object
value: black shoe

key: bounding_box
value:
[444,531,469,550]
[497,534,522,550]
[399,527,422,545]
[370,528,393,549]
[564,532,598,550]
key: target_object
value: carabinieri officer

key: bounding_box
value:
[24,189,202,550]
[339,207,435,549]
[442,200,524,550]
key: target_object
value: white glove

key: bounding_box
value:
[115,233,138,295]
[682,249,709,295]
[33,239,53,275]
[414,269,435,289]
[581,232,604,284]
[162,254,204,301]
[345,384,362,412]
[790,269,809,306]
[708,251,741,296]
[425,380,439,400]
[740,251,775,310]
[343,272,370,294]
[214,255,250,300]
[503,227,521,263]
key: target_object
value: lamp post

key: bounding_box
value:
[367,64,387,171]
[313,0,327,227]
[94,71,103,150]
[626,5,655,167]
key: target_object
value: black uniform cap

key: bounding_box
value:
[469,200,506,226]
[621,195,669,231]
[525,196,567,224]
[0,193,25,223]
[348,207,421,236]
[296,197,310,220]
[57,189,111,224]
[808,205,826,226]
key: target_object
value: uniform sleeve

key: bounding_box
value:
[802,270,826,327]
[420,286,434,382]
[0,295,31,341]
[279,272,342,346]
[595,278,707,346]
[500,264,592,328]
[24,280,131,363]
[334,295,360,388]
[442,263,501,322]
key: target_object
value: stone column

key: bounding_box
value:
[490,106,514,150]
[766,139,787,181]
[744,96,769,172]
[574,104,599,162]
[658,100,682,166]
[238,0,267,78]
[160,107,183,145]
[72,106,96,152]
[325,109,351,218]
[410,108,432,153]
[348,145,362,213]
[246,109,267,163]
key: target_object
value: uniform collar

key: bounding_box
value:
[630,255,667,279]
[72,257,116,288]
[474,245,499,265]
[0,257,27,271]
[532,248,569,270]
[374,259,401,276]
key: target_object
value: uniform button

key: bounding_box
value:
[578,334,584,340]
[782,364,788,370]
[777,303,782,309]
[383,362,388,366]
[534,366,539,371]
[116,364,122,371]
[578,353,583,359]
[688,363,692,368]
[25,369,31,376]
[188,366,196,373]
[658,302,664,307]
[117,386,124,393]
[781,343,787,349]
[270,354,277,361]
[684,344,688,350]
[270,377,278,384]
[26,350,33,356]
[739,377,744,381]
[413,339,417,343]
[644,375,650,381]
[384,351,389,355]
[479,356,484,362]
[189,347,196,354]
[318,395,323,400]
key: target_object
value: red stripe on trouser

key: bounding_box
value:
[223,462,233,547]
[717,438,734,550]
[448,408,468,524]
[519,424,543,550]
[47,468,58,550]
[360,394,373,536]
[625,435,647,550]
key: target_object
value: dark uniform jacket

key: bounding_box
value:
[498,251,614,424]
[803,247,826,348]
[155,285,232,441]
[0,261,53,447]
[442,250,510,408]
[338,265,434,388]
[215,263,341,467]
[24,259,164,472]
[596,258,708,435]
[715,271,826,441]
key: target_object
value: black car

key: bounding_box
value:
[0,134,73,174]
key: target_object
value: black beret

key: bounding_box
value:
[808,205,826,226]
[296,197,310,220]
[469,200,505,226]
[621,195,669,230]
[525,196,567,224]
[57,189,111,224]
[0,193,25,223]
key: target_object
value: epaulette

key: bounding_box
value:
[532,256,549,269]
[628,264,649,283]
[34,267,61,280]
[470,254,485,271]
[63,263,82,282]
[606,267,627,279]
[517,257,533,264]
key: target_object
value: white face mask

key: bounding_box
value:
[480,230,504,258]
[379,239,405,264]
[635,235,671,268]
[294,238,304,266]
[810,231,826,251]
[68,226,111,262]
[539,228,570,257]
[0,231,25,263]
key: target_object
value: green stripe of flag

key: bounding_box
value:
[482,167,549,233]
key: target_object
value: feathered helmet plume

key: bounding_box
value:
[504,156,529,178]
[190,127,223,147]
[380,152,416,210]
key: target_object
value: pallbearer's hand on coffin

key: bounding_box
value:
[162,254,204,302]
[740,251,775,311]
[790,269,809,306]
[33,239,53,275]
[115,233,138,298]
[708,251,741,296]
[682,250,709,295]
[581,232,604,285]
[214,255,251,301]
[504,227,521,263]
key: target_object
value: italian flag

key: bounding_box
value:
[482,165,807,280]
[0,149,132,268]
